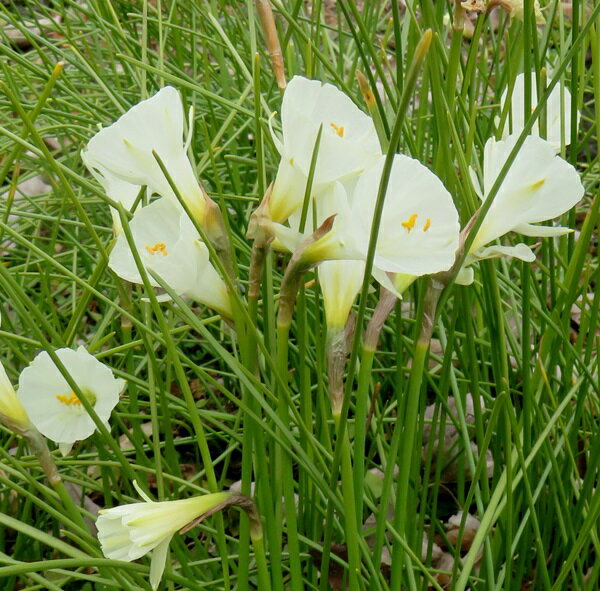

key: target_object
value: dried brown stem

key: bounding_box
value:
[256,0,286,90]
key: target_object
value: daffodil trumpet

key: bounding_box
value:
[17,346,125,456]
[267,75,381,225]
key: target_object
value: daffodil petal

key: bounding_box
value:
[513,223,573,238]
[472,243,536,262]
[150,537,171,591]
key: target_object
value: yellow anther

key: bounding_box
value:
[330,122,345,137]
[289,157,294,165]
[145,243,168,256]
[531,179,545,190]
[56,391,81,407]
[401,213,418,232]
[423,218,431,232]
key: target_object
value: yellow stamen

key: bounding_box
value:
[531,178,545,190]
[56,391,81,407]
[330,122,345,137]
[401,213,418,232]
[423,218,431,232]
[145,243,168,256]
[289,157,294,165]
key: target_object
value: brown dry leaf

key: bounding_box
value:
[309,543,349,591]
[118,421,153,451]
[461,0,486,12]
[445,511,481,551]
[422,394,494,482]
[1,176,52,201]
[3,16,61,49]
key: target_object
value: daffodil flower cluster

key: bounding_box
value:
[82,87,233,317]
[1,61,583,591]
[260,76,461,334]
[255,73,582,333]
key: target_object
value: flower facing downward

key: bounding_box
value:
[0,359,30,434]
[82,86,207,223]
[97,487,232,590]
[318,259,366,334]
[501,72,577,151]
[17,347,125,455]
[109,198,232,317]
[268,75,381,223]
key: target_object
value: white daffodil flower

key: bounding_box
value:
[268,75,381,223]
[501,72,577,151]
[271,154,460,307]
[97,485,232,590]
[0,359,30,433]
[17,347,125,455]
[109,198,232,317]
[350,155,460,278]
[459,134,584,284]
[82,86,207,223]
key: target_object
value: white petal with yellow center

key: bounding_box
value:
[17,347,124,447]
[471,134,584,253]
[109,198,231,317]
[351,154,460,276]
[268,76,381,223]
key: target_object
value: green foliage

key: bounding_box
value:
[0,1,598,590]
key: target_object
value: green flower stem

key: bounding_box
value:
[354,289,397,521]
[24,429,87,535]
[389,279,442,589]
[352,345,375,522]
[275,320,303,591]
[251,532,272,591]
[332,411,361,591]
